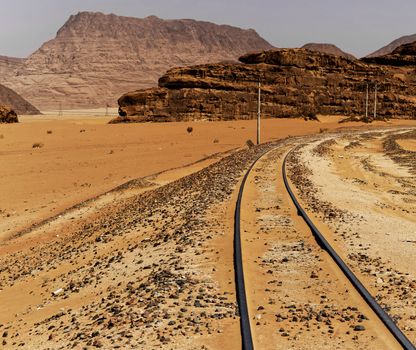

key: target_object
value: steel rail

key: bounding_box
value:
[282,148,415,350]
[234,149,272,350]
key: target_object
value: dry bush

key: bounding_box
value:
[246,139,255,148]
[186,126,193,134]
[32,142,44,148]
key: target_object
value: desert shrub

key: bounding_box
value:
[32,142,44,148]
[0,134,4,139]
[187,126,193,134]
[303,109,319,121]
[246,139,255,148]
[46,130,52,134]
[299,105,319,121]
[213,138,219,143]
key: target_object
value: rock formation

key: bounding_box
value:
[0,105,18,123]
[361,41,416,66]
[301,43,356,60]
[367,34,416,57]
[114,48,416,122]
[0,83,40,115]
[2,11,273,110]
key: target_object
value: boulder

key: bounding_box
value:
[0,105,18,123]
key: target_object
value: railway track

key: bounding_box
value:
[234,145,415,350]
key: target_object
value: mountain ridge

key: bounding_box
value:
[2,11,273,110]
[367,34,416,57]
[301,43,356,60]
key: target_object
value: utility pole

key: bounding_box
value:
[365,83,369,121]
[257,80,261,145]
[373,83,378,120]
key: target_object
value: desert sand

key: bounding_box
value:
[2,113,413,239]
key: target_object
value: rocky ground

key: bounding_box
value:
[286,128,416,345]
[0,140,278,349]
[239,141,400,349]
[0,126,414,349]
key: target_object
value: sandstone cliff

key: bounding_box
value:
[367,34,416,57]
[0,83,40,115]
[301,43,356,61]
[2,12,273,110]
[115,48,416,122]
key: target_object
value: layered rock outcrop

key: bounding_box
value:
[0,105,18,123]
[2,12,273,110]
[0,83,40,115]
[116,48,416,122]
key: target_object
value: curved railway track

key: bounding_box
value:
[234,145,415,350]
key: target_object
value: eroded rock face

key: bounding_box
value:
[0,105,18,123]
[2,12,273,110]
[117,48,416,122]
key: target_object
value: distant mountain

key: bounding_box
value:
[0,55,24,79]
[361,41,416,66]
[0,83,40,115]
[301,43,356,60]
[2,12,273,110]
[366,34,416,57]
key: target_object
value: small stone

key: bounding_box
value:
[310,271,318,278]
[52,288,64,296]
[92,339,103,348]
[354,325,365,331]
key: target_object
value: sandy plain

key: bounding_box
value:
[1,112,416,240]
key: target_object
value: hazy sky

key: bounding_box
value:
[1,0,415,58]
